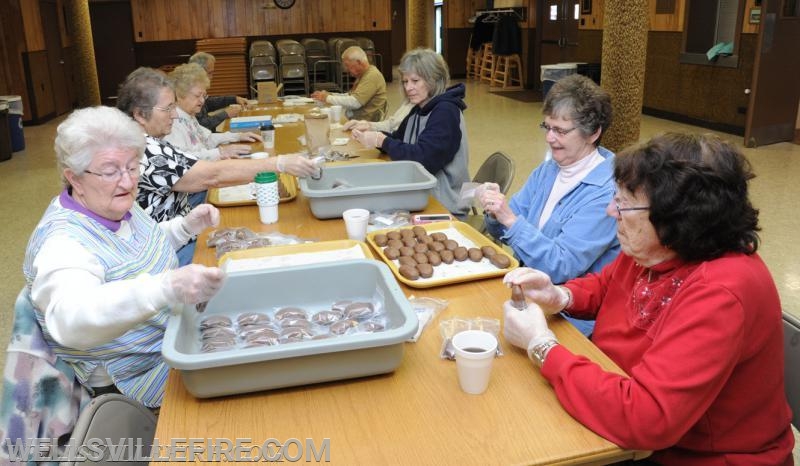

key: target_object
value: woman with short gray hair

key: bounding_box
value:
[165,63,260,161]
[351,48,470,217]
[21,105,224,410]
[477,74,619,336]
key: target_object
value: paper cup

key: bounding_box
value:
[259,205,278,224]
[330,105,343,123]
[452,330,498,395]
[342,208,370,241]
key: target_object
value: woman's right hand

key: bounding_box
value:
[276,154,318,178]
[166,264,226,305]
[479,186,515,227]
[503,268,569,316]
[219,144,251,159]
[343,120,370,131]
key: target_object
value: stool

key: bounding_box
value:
[479,44,495,84]
[466,46,483,80]
[490,54,524,91]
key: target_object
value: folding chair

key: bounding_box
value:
[465,152,516,234]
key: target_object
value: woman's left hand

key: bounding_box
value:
[502,300,557,351]
[352,129,384,149]
[238,131,262,143]
[183,204,220,236]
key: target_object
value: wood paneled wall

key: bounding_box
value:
[580,1,605,30]
[130,0,391,42]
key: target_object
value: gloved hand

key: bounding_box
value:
[351,129,382,149]
[182,204,220,236]
[478,184,515,225]
[503,268,570,316]
[276,154,317,177]
[237,131,262,143]
[219,144,251,159]
[235,96,249,106]
[343,119,370,131]
[503,300,557,351]
[165,264,226,305]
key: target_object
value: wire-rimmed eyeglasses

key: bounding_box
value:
[614,200,650,217]
[84,166,139,183]
[152,103,177,113]
[539,121,577,137]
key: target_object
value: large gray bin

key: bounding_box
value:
[161,259,418,398]
[299,161,437,219]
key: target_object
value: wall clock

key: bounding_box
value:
[274,0,295,9]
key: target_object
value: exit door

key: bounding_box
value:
[538,0,580,79]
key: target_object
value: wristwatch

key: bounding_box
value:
[527,340,559,367]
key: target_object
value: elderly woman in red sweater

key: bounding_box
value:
[503,132,794,465]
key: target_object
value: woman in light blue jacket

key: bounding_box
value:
[479,74,619,336]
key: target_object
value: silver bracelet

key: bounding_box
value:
[527,340,559,367]
[559,286,573,311]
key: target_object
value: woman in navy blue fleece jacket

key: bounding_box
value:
[352,48,470,217]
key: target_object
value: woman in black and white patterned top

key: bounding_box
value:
[117,67,318,264]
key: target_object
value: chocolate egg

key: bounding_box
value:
[373,234,389,246]
[490,253,511,269]
[453,246,469,261]
[468,248,484,262]
[431,232,448,242]
[398,256,417,267]
[426,251,442,266]
[399,246,415,257]
[399,264,420,280]
[417,263,434,278]
[384,247,400,259]
[481,246,497,257]
[440,250,455,264]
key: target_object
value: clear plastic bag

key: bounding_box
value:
[438,316,503,359]
[406,296,448,342]
[368,210,411,232]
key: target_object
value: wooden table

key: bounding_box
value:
[152,185,651,464]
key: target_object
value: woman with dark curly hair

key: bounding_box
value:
[501,133,794,465]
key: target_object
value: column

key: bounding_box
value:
[407,0,435,50]
[64,0,101,107]
[600,0,649,152]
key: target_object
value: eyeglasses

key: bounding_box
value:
[84,166,139,183]
[152,103,177,113]
[614,200,650,217]
[539,121,577,137]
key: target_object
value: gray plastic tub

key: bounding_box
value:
[162,260,418,398]
[299,161,437,219]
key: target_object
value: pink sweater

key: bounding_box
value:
[543,253,794,465]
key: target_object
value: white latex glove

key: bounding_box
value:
[277,154,317,177]
[237,131,262,143]
[351,129,381,149]
[503,268,569,316]
[343,119,370,131]
[182,204,220,236]
[219,144,251,159]
[479,185,515,226]
[503,300,557,351]
[166,264,226,305]
[235,96,248,106]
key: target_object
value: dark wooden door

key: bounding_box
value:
[538,0,581,82]
[390,0,407,66]
[40,0,71,116]
[744,0,800,147]
[89,0,136,106]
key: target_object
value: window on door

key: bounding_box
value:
[680,0,744,67]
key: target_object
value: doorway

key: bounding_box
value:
[744,0,800,147]
[89,0,136,106]
[391,0,408,66]
[537,0,581,86]
[40,0,74,116]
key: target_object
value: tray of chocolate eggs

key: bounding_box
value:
[366,220,519,288]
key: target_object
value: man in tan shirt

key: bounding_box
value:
[311,46,387,122]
